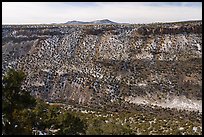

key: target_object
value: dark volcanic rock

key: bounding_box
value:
[2,20,202,112]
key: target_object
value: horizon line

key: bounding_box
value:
[2,19,202,26]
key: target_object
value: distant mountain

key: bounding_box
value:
[90,19,118,24]
[65,19,118,25]
[65,20,89,25]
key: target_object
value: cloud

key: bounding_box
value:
[2,2,202,24]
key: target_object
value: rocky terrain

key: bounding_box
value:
[2,20,202,113]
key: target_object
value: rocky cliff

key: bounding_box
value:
[2,20,202,112]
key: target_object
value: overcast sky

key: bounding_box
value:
[2,2,202,24]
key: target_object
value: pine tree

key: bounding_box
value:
[2,68,36,135]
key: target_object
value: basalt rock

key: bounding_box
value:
[2,20,202,111]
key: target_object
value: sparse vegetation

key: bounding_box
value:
[2,69,87,135]
[2,21,202,135]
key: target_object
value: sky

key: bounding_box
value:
[2,2,202,24]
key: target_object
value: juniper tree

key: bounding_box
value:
[2,68,36,135]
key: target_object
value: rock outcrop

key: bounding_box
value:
[2,20,202,111]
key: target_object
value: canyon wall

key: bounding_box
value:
[2,21,202,111]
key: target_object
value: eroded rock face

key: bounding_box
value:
[2,21,202,111]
